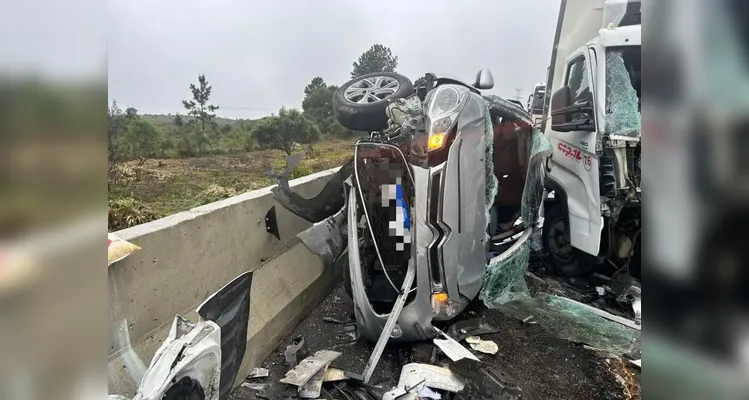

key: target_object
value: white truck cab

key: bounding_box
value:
[541,0,641,278]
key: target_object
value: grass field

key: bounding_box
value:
[108,139,354,229]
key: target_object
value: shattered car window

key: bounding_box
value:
[605,48,642,136]
[480,128,551,307]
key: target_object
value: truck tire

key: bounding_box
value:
[542,203,593,277]
[333,72,414,132]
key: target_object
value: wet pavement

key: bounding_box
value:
[229,277,640,400]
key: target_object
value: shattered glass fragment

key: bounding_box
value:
[480,238,531,307]
[605,51,641,136]
[498,293,640,355]
[480,129,551,307]
[521,129,552,231]
[523,129,552,252]
[484,103,499,244]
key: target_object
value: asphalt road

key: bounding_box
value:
[228,279,640,400]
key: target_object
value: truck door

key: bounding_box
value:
[547,45,603,256]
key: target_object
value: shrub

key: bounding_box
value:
[288,163,313,180]
[109,197,160,231]
[195,184,238,205]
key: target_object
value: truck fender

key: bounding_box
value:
[544,175,569,220]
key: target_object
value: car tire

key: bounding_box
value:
[542,203,593,277]
[333,72,414,132]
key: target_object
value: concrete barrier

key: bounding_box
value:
[108,167,343,397]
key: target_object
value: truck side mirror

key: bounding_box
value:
[550,86,572,126]
[550,86,595,132]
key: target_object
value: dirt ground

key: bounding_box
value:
[108,139,354,218]
[228,280,640,400]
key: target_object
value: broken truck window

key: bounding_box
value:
[605,49,642,136]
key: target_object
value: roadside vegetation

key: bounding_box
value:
[108,44,401,230]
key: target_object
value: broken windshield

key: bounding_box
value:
[605,46,641,136]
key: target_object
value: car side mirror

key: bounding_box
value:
[474,69,494,90]
[550,86,595,132]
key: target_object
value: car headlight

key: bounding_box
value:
[424,85,470,152]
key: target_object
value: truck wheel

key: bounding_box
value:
[542,203,593,277]
[333,72,414,132]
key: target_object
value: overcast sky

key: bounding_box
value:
[108,0,559,119]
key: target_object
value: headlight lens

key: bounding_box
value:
[430,87,460,116]
[424,85,470,152]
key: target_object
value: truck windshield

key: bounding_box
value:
[605,46,641,136]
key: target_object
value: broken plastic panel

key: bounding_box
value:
[480,129,551,307]
[499,293,640,355]
[296,207,347,269]
[271,153,353,223]
[605,50,641,136]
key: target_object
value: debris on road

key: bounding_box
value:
[433,328,479,362]
[451,360,522,400]
[323,316,345,325]
[334,322,361,344]
[616,283,642,324]
[279,350,341,387]
[497,293,640,356]
[563,297,641,331]
[383,363,465,400]
[233,283,638,400]
[398,363,465,393]
[465,337,499,355]
[284,336,310,366]
[446,318,500,342]
[521,315,536,325]
[240,382,268,391]
[410,342,437,364]
[418,386,443,399]
[299,362,332,398]
[248,367,269,379]
[361,262,416,383]
[322,367,346,382]
[331,382,382,400]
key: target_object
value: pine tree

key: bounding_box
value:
[351,44,399,78]
[182,74,220,144]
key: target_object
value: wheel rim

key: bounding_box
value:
[548,218,573,262]
[343,75,400,104]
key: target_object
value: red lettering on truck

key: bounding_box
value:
[557,142,582,161]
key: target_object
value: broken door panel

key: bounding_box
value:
[271,153,353,223]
